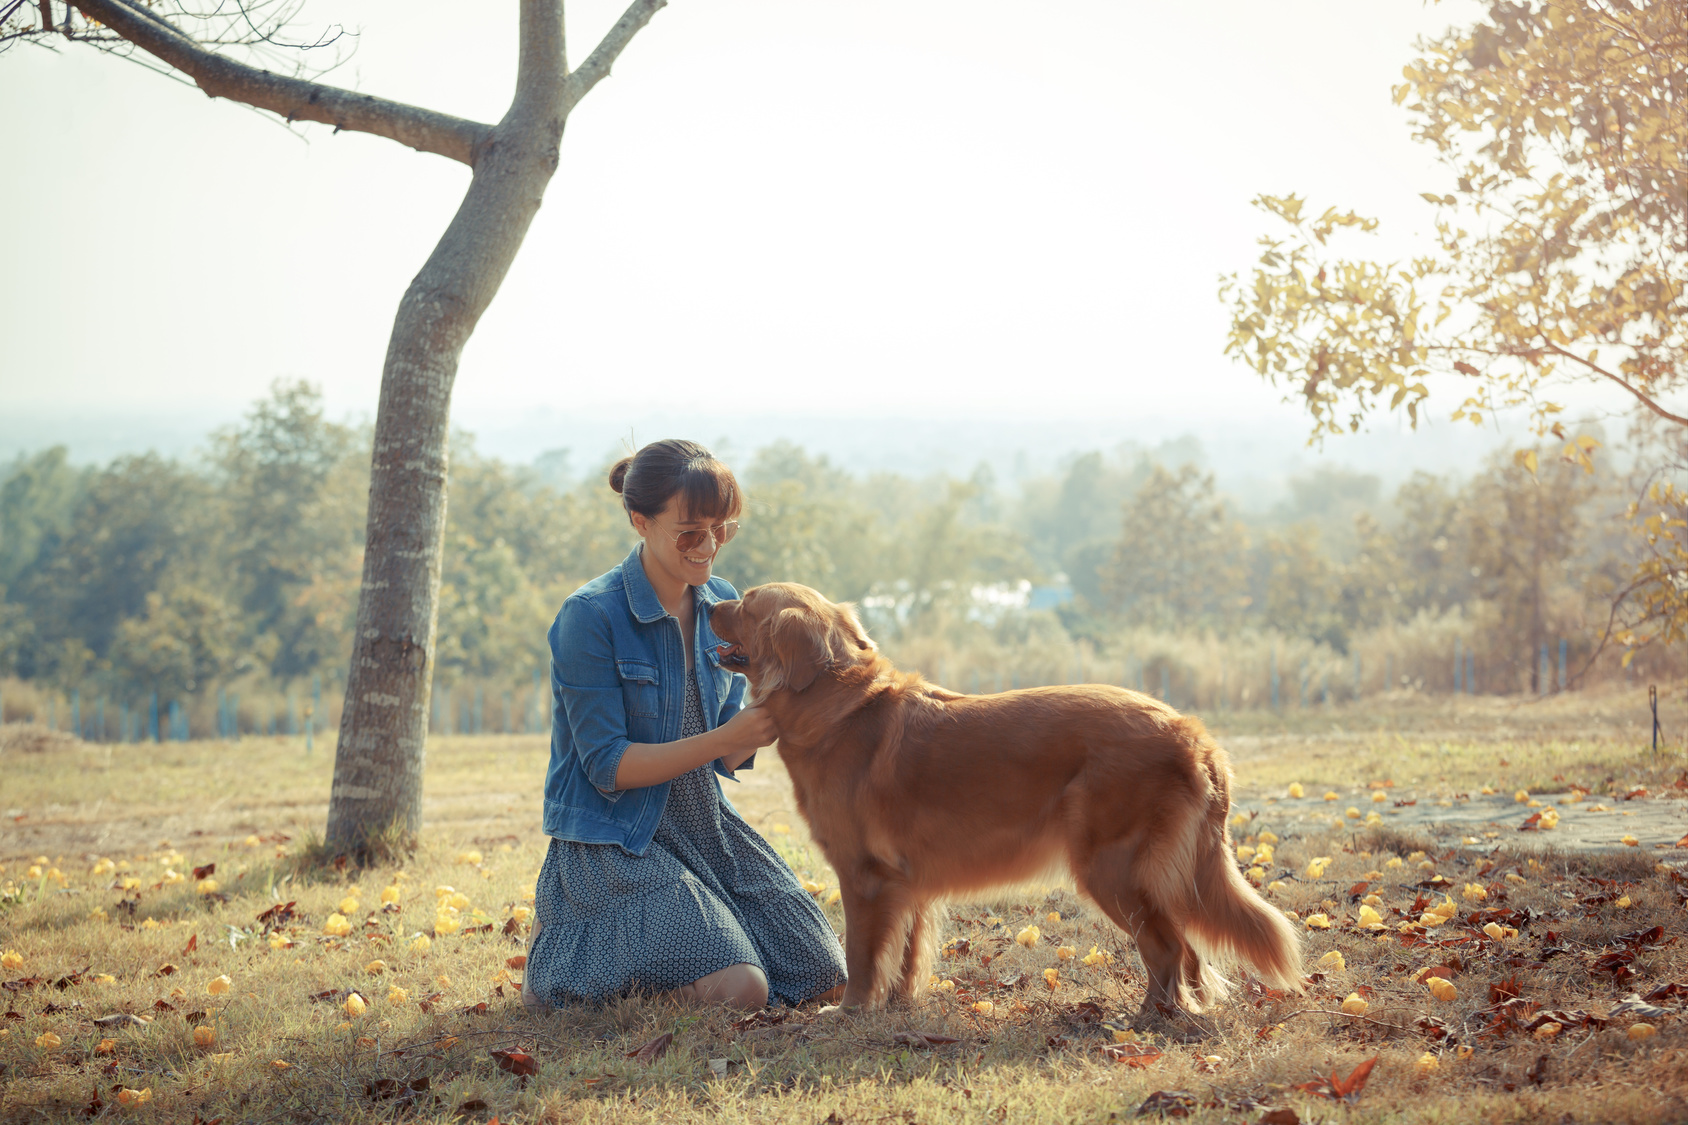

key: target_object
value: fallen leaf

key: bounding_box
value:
[191,864,215,881]
[1293,1056,1378,1102]
[182,934,198,954]
[893,1031,962,1048]
[491,1048,538,1077]
[1135,1089,1194,1115]
[627,1031,673,1064]
[1102,1043,1164,1067]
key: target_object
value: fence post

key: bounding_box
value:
[1558,638,1567,691]
[96,697,105,742]
[72,690,81,739]
[149,691,159,742]
[1538,643,1550,696]
[1467,650,1476,695]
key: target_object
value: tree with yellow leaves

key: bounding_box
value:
[1223,0,1685,653]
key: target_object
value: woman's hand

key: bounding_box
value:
[717,703,778,771]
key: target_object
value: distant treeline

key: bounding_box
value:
[0,382,1657,731]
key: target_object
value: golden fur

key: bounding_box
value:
[709,583,1303,1020]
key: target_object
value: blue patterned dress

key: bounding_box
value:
[526,668,847,1006]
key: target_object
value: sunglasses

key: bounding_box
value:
[655,519,740,553]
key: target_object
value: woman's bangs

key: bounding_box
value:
[675,460,743,523]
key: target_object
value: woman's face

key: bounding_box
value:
[631,497,731,590]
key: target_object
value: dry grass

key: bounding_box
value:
[1,698,1686,1124]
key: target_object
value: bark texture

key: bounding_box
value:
[65,0,669,856]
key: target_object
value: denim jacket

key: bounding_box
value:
[542,541,750,855]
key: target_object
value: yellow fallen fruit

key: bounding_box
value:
[1483,922,1506,941]
[1629,1023,1657,1041]
[971,1001,993,1015]
[1462,883,1487,903]
[800,878,824,894]
[1236,844,1256,863]
[1539,809,1560,829]
[197,878,220,895]
[1385,857,1404,870]
[338,895,361,916]
[1425,977,1457,1002]
[1323,791,1339,802]
[1616,895,1633,908]
[93,973,116,985]
[193,1025,217,1048]
[1255,844,1274,864]
[364,960,387,975]
[36,1031,62,1049]
[409,935,432,955]
[343,993,367,1017]
[322,913,352,937]
[1514,789,1530,803]
[1015,924,1040,948]
[1305,913,1331,930]
[1043,967,1060,989]
[207,974,232,995]
[1346,807,1361,819]
[117,1087,152,1107]
[445,892,471,911]
[1365,812,1383,825]
[1358,905,1384,927]
[1057,945,1076,960]
[1622,835,1640,848]
[1341,993,1369,1015]
[1318,951,1346,972]
[1,950,22,970]
[1287,784,1304,798]
[272,1060,291,1070]
[456,850,484,866]
[380,886,401,904]
[1535,1021,1562,1040]
[1418,860,1436,872]
[1416,1051,1439,1075]
[1046,911,1061,924]
[387,985,409,1004]
[96,1038,116,1054]
[1082,945,1113,967]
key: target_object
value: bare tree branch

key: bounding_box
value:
[563,0,666,115]
[67,0,493,165]
[37,0,51,33]
[1544,341,1688,428]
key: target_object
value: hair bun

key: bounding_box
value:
[608,455,633,495]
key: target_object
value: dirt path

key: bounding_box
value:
[1236,785,1688,854]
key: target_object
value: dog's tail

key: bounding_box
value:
[1142,718,1303,1001]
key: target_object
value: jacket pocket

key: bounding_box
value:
[616,659,661,719]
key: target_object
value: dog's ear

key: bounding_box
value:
[761,606,830,694]
[832,602,876,655]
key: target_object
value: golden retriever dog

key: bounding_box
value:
[708,583,1302,1025]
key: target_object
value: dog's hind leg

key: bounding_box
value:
[890,898,940,1005]
[1077,844,1199,1026]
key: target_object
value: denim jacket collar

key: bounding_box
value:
[621,541,728,625]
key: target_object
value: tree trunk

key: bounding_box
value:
[323,2,569,857]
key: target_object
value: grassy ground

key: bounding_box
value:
[1,689,1686,1124]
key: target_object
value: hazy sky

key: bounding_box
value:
[5,0,1579,481]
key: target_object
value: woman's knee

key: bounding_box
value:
[684,963,768,1011]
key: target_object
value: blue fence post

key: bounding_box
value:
[72,690,81,738]
[1467,650,1476,695]
[231,693,240,739]
[474,685,484,734]
[96,697,105,742]
[309,674,322,754]
[1558,638,1567,691]
[1538,643,1550,695]
[287,690,299,736]
[1454,637,1463,694]
[149,691,159,743]
[1270,647,1280,711]
[168,699,180,741]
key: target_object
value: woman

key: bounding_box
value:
[522,439,848,1011]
